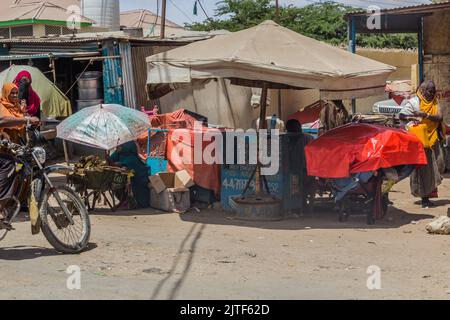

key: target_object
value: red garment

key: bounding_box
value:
[136,109,222,195]
[305,123,428,178]
[13,71,41,117]
[288,100,323,124]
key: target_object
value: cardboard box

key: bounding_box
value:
[150,187,190,213]
[149,170,194,194]
[149,170,194,213]
[175,170,195,189]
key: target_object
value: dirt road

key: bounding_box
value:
[1,177,449,300]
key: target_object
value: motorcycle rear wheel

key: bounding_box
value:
[40,186,91,254]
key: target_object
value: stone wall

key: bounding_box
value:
[424,10,450,123]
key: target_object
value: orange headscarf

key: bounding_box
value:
[0,83,24,118]
[0,83,25,142]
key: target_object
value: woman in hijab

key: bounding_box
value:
[13,71,41,118]
[0,84,39,226]
[399,80,445,208]
[109,141,150,209]
[0,83,26,144]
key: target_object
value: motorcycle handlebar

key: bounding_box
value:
[1,139,22,153]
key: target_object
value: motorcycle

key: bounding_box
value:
[0,120,91,254]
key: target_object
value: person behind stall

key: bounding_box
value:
[319,100,349,133]
[399,80,445,208]
[109,141,150,209]
[13,71,41,118]
[0,112,40,227]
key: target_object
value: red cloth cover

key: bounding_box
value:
[136,109,222,195]
[166,127,222,196]
[305,123,428,178]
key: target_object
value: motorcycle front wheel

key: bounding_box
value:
[39,186,91,254]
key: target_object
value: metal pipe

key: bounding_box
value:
[73,55,121,61]
[348,16,357,114]
[418,17,424,83]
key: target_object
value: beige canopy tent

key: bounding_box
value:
[146,20,396,199]
[146,20,396,101]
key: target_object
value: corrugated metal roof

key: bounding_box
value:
[0,33,200,45]
[0,51,99,61]
[346,1,450,17]
[0,29,224,45]
[120,9,181,29]
[0,1,93,24]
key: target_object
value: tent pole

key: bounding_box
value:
[50,57,70,164]
[278,89,282,120]
[256,83,268,195]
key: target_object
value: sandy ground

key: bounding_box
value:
[0,175,449,300]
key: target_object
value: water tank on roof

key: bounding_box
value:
[81,0,120,31]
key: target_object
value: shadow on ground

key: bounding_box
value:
[179,206,436,231]
[88,208,169,217]
[413,199,450,207]
[150,224,205,300]
[0,243,98,261]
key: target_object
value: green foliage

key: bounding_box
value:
[187,0,418,49]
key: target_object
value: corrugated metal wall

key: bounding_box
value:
[131,45,179,109]
[102,40,124,105]
[119,42,137,108]
[8,43,99,55]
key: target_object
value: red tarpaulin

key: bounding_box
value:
[305,123,428,178]
[288,100,324,124]
[166,127,223,196]
[136,109,222,195]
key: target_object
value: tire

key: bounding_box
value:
[39,186,91,254]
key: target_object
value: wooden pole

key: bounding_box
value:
[50,57,70,164]
[256,83,269,195]
[160,0,167,40]
[278,89,282,120]
[275,0,279,20]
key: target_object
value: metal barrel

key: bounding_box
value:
[77,99,103,111]
[77,71,103,101]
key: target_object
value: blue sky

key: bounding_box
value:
[119,0,432,26]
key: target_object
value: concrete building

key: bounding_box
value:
[346,1,450,122]
[0,0,96,38]
[120,9,183,38]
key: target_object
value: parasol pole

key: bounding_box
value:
[255,82,269,195]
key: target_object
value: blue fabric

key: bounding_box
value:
[110,142,150,208]
[331,171,375,202]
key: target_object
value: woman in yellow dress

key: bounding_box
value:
[399,80,445,208]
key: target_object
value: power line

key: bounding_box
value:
[149,0,160,36]
[197,0,213,21]
[347,0,429,7]
[306,0,428,7]
[168,0,194,23]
